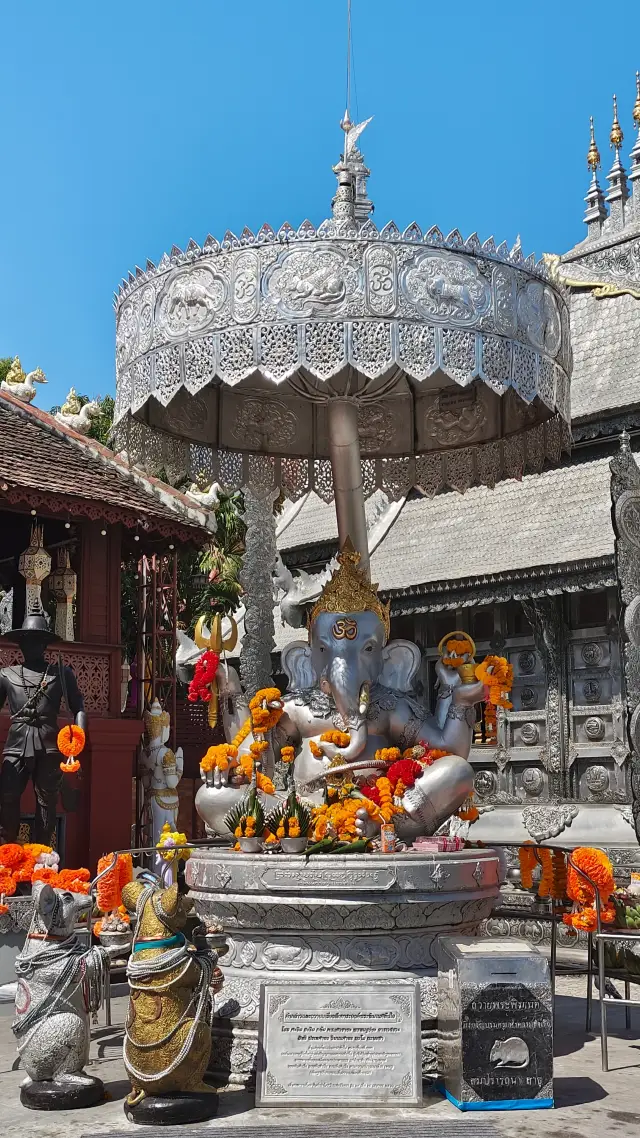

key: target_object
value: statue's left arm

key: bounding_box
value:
[64,666,87,734]
[390,666,485,761]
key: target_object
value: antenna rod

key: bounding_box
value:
[346,0,352,117]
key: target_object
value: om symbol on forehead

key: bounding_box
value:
[332,618,358,640]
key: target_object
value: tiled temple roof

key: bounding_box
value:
[0,391,213,542]
[276,456,615,602]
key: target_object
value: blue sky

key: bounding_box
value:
[1,0,639,408]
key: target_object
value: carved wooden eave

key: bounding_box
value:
[385,555,617,616]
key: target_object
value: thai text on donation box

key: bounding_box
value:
[437,937,553,1111]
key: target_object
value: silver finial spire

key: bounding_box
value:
[331,1,374,223]
[606,94,629,230]
[584,117,607,238]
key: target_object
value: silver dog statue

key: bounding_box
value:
[13,881,109,1110]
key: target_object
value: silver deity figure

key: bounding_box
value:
[13,882,109,1110]
[196,544,483,839]
[140,700,184,859]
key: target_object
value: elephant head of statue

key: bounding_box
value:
[280,541,420,763]
[281,611,421,764]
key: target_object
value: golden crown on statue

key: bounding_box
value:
[309,538,390,642]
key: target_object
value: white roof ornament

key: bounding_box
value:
[332,111,374,223]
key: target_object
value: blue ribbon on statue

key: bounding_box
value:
[133,932,185,954]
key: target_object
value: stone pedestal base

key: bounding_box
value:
[186,847,502,1088]
[20,1074,104,1111]
[124,1090,219,1125]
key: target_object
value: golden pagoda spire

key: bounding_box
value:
[610,94,624,151]
[587,116,601,171]
[633,71,640,131]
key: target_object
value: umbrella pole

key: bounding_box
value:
[327,398,370,578]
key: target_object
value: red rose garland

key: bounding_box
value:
[187,650,220,703]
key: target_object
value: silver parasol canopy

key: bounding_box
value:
[113,117,571,571]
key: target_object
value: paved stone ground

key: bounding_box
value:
[1,977,639,1137]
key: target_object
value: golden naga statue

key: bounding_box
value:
[122,880,224,1124]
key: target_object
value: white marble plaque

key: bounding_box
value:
[257,979,422,1106]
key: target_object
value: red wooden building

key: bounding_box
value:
[0,390,213,870]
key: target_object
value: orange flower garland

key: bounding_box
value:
[248,688,284,733]
[97,852,132,913]
[58,724,85,774]
[239,753,275,795]
[280,746,295,764]
[0,844,27,870]
[443,638,474,667]
[307,732,350,760]
[375,777,403,823]
[567,847,614,906]
[320,730,351,748]
[58,724,85,757]
[475,656,514,711]
[518,845,568,901]
[201,743,238,773]
[0,868,17,897]
[519,844,537,890]
[373,747,402,764]
[457,797,480,823]
[57,723,84,778]
[311,796,379,842]
[563,847,615,930]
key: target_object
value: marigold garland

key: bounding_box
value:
[442,637,474,667]
[519,844,537,890]
[567,847,614,906]
[280,746,295,764]
[0,868,17,897]
[97,852,133,912]
[373,747,402,765]
[232,720,251,748]
[562,903,616,932]
[457,796,480,823]
[321,730,351,748]
[201,743,239,773]
[157,824,192,862]
[0,844,27,870]
[57,724,86,758]
[475,656,514,710]
[311,796,379,842]
[248,688,283,733]
[309,740,323,758]
[22,844,52,858]
[239,753,275,795]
